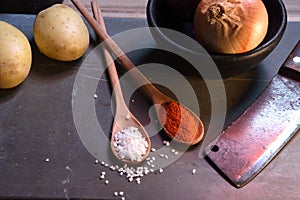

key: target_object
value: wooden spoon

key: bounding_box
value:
[91,0,151,164]
[72,0,204,145]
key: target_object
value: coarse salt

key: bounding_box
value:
[163,140,170,146]
[113,126,149,162]
[192,169,197,174]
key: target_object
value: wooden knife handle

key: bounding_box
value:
[279,40,300,79]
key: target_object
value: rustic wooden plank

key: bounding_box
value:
[63,0,300,21]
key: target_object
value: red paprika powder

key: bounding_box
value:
[158,101,204,145]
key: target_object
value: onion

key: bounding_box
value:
[193,0,268,54]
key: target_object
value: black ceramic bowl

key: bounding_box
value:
[147,0,287,78]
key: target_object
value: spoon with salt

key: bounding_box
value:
[73,0,204,145]
[91,0,151,164]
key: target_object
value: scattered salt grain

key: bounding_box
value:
[159,154,169,159]
[114,192,118,196]
[94,159,99,164]
[136,177,141,184]
[65,166,72,172]
[159,168,164,173]
[93,94,98,99]
[104,180,109,185]
[119,191,124,196]
[151,147,156,152]
[44,158,50,162]
[163,140,170,146]
[192,169,197,174]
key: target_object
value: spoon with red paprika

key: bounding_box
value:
[72,0,204,145]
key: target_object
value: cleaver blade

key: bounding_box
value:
[206,40,300,188]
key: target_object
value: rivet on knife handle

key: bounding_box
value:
[279,40,300,79]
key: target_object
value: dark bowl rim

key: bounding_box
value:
[146,0,287,58]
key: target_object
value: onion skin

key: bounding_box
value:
[193,0,268,54]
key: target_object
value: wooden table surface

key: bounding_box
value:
[63,0,300,21]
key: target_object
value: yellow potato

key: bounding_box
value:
[33,4,89,61]
[0,21,32,89]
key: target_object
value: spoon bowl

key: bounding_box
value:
[111,111,151,164]
[157,102,204,145]
[151,91,204,145]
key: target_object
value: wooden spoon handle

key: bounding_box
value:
[71,0,168,104]
[91,1,129,116]
[91,0,124,106]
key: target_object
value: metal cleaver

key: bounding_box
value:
[206,40,300,188]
